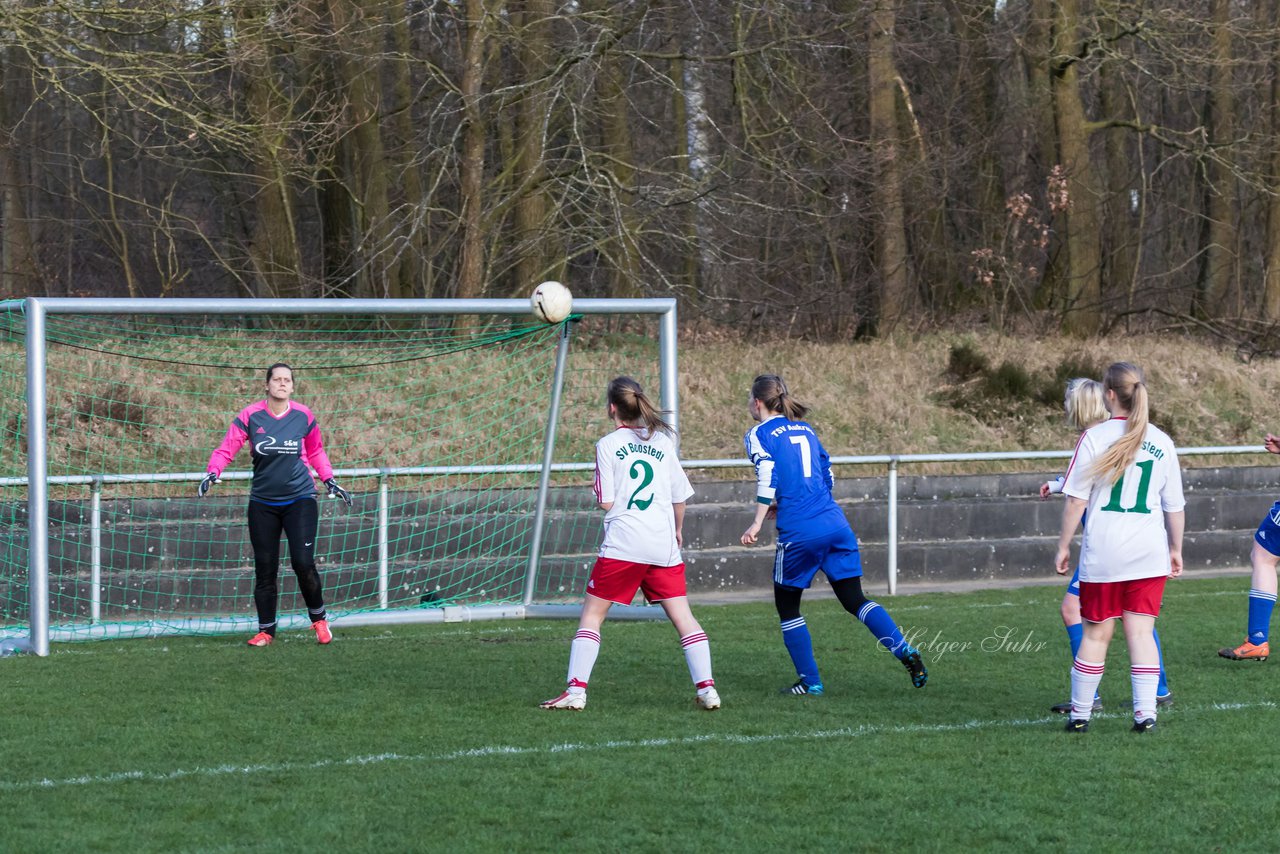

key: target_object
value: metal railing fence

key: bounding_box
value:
[1,444,1265,622]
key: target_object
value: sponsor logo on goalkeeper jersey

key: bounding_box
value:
[254,435,300,455]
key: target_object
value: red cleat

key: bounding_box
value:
[313,619,333,645]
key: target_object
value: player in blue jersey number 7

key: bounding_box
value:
[540,377,719,712]
[740,374,926,695]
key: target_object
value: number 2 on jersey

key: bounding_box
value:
[1100,459,1153,514]
[626,459,655,510]
[789,434,812,478]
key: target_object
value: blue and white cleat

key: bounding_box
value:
[782,680,824,696]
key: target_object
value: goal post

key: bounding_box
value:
[0,297,678,656]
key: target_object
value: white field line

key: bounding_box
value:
[3,701,1274,794]
[41,623,567,657]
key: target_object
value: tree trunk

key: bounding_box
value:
[0,43,39,297]
[1099,40,1137,320]
[679,8,713,298]
[1025,0,1064,308]
[671,52,699,299]
[329,0,398,299]
[1265,0,1280,321]
[595,2,641,298]
[457,0,490,302]
[869,0,911,330]
[943,0,1003,245]
[1199,0,1237,316]
[387,0,427,299]
[1052,0,1102,334]
[512,0,556,295]
[235,3,303,299]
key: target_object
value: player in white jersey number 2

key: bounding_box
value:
[540,377,719,712]
[1055,362,1185,734]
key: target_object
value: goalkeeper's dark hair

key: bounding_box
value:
[751,374,809,421]
[608,376,674,436]
[1088,362,1149,485]
[265,362,293,383]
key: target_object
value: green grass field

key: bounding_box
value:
[2,574,1274,852]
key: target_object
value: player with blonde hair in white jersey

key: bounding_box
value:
[539,376,719,712]
[1041,378,1172,713]
[1055,362,1185,734]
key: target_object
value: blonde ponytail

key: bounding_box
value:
[1089,362,1149,484]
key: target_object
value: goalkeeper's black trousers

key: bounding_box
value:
[247,497,326,634]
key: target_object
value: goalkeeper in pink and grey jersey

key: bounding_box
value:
[198,362,353,647]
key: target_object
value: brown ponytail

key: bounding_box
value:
[607,376,674,436]
[751,374,809,421]
[1089,362,1149,484]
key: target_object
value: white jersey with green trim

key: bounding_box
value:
[593,426,694,567]
[1062,417,1185,583]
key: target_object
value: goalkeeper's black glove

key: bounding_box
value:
[325,477,353,507]
[197,472,219,497]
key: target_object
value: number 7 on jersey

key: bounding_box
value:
[790,434,812,478]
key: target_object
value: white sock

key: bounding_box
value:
[1071,658,1105,720]
[567,629,601,691]
[1131,664,1160,721]
[681,631,714,688]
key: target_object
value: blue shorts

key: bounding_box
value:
[1255,501,1280,557]
[1067,567,1081,597]
[773,525,863,589]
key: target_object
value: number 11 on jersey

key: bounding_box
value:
[1101,459,1154,514]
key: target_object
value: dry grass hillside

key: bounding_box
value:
[672,330,1280,466]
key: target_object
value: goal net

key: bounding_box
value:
[0,299,674,652]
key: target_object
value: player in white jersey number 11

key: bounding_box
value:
[1055,362,1184,735]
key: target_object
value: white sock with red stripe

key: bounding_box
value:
[566,629,601,692]
[1070,657,1105,720]
[1131,664,1160,721]
[680,631,714,688]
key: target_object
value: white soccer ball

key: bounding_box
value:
[531,280,573,324]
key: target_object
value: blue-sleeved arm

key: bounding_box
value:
[745,426,776,506]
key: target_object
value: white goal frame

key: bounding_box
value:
[3,297,678,656]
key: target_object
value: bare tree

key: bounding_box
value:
[0,37,39,298]
[1197,0,1240,317]
[1265,0,1280,321]
[866,0,911,331]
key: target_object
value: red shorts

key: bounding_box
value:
[1079,576,1168,622]
[586,557,688,605]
